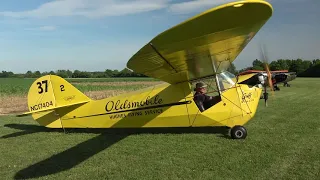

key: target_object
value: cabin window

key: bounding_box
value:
[191,71,236,112]
[216,71,236,92]
[191,76,221,112]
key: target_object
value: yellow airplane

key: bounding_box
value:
[17,0,274,139]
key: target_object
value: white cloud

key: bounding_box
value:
[25,25,57,31]
[0,0,170,18]
[167,0,300,14]
[39,26,56,31]
[168,0,235,14]
[0,0,308,19]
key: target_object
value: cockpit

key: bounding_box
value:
[191,70,236,112]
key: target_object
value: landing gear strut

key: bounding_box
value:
[230,126,247,139]
[273,84,280,91]
[283,82,291,87]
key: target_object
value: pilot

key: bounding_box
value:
[193,82,220,112]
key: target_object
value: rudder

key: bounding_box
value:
[23,75,91,128]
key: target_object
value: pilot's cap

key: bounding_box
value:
[195,82,207,89]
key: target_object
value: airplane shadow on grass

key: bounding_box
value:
[2,123,231,180]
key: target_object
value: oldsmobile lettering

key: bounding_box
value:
[105,95,163,112]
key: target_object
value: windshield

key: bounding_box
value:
[216,71,236,91]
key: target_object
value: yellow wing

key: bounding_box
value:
[127,0,273,84]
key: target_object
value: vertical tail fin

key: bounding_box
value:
[17,75,90,127]
[27,75,90,113]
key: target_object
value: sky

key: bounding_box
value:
[0,0,319,73]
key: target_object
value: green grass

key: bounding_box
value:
[1,78,320,179]
[0,78,34,96]
[0,78,159,96]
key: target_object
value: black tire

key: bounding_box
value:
[230,126,247,139]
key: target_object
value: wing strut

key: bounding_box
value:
[149,43,178,73]
[209,55,221,95]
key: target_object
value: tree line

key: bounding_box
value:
[1,58,319,78]
[236,58,320,77]
[0,68,147,78]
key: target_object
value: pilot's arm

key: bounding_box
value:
[194,94,206,112]
[203,94,214,101]
[197,101,206,112]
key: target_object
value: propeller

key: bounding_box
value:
[260,44,274,107]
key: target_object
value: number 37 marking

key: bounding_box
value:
[37,80,48,94]
[37,80,65,94]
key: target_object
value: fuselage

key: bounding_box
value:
[33,75,262,129]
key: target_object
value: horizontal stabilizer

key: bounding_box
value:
[16,100,89,117]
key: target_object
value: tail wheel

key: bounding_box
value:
[230,126,247,139]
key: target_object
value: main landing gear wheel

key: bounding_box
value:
[230,126,247,139]
[284,83,290,87]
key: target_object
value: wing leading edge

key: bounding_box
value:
[127,0,273,84]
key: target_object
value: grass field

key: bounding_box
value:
[1,78,320,179]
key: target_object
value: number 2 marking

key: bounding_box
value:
[60,85,65,91]
[37,80,48,94]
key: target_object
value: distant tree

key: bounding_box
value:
[312,59,320,65]
[34,71,41,78]
[116,68,133,77]
[238,67,253,73]
[79,71,92,78]
[289,59,305,75]
[66,70,73,78]
[302,60,313,70]
[252,65,264,71]
[252,59,263,67]
[72,70,81,78]
[25,71,33,78]
[56,70,69,78]
[250,59,264,70]
[269,61,282,70]
[112,70,119,76]
[227,63,238,75]
[0,71,14,78]
[104,69,114,77]
[299,63,320,77]
[2,58,320,78]
[277,59,290,70]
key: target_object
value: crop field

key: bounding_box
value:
[1,77,320,179]
[0,78,162,114]
[0,77,159,96]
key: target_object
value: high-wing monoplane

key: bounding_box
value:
[17,0,274,139]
